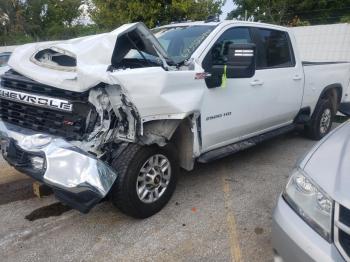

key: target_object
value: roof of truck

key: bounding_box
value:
[157,20,290,32]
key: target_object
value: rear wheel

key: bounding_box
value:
[110,144,178,218]
[305,99,334,140]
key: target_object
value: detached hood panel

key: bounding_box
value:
[7,23,168,92]
[303,122,350,209]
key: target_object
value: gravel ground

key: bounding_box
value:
[0,129,326,262]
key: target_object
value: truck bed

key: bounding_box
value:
[302,61,350,113]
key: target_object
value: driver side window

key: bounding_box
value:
[202,27,254,88]
[209,27,253,66]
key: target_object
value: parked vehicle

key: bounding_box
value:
[272,121,350,262]
[0,52,11,76]
[1,20,350,218]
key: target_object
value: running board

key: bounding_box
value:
[197,124,296,163]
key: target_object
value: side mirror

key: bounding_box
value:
[205,43,256,88]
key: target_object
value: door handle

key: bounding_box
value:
[293,75,302,81]
[250,79,264,86]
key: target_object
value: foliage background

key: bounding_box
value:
[228,0,350,26]
[1,0,349,46]
[0,0,224,45]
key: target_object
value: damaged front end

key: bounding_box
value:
[0,22,205,213]
[0,122,117,213]
[0,23,168,213]
[0,70,141,213]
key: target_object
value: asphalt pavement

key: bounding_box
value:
[0,129,325,262]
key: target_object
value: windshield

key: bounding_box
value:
[125,25,215,65]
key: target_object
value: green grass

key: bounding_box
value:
[334,115,350,123]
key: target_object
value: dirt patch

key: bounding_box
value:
[25,202,72,221]
[254,227,264,235]
[0,178,35,205]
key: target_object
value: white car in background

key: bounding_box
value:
[0,52,11,76]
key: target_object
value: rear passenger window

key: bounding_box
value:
[256,29,294,69]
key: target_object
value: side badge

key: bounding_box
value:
[195,72,211,80]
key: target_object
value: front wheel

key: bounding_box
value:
[305,99,334,140]
[110,144,178,218]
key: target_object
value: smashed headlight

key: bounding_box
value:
[283,168,333,242]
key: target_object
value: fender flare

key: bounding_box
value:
[319,83,342,105]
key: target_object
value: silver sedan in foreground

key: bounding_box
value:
[272,121,350,262]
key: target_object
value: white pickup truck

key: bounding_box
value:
[1,20,350,218]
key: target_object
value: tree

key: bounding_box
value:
[171,0,224,23]
[90,0,225,30]
[227,0,289,24]
[25,0,83,40]
[0,0,30,45]
[0,0,26,35]
[228,0,350,25]
[341,15,350,23]
[0,0,84,44]
[0,0,224,45]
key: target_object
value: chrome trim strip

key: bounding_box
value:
[335,220,350,235]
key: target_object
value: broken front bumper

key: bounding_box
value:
[0,120,118,213]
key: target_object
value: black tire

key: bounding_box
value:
[110,143,178,218]
[305,98,334,140]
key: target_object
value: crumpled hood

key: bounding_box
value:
[8,22,168,92]
[302,121,350,209]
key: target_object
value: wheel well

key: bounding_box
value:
[320,84,342,112]
[170,117,195,171]
[140,119,181,146]
[140,117,195,171]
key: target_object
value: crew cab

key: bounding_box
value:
[0,21,350,218]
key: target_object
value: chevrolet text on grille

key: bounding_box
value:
[0,87,73,112]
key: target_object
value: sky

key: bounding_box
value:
[220,1,235,21]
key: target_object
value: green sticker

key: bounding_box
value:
[221,65,227,88]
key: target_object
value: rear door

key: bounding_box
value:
[250,27,304,129]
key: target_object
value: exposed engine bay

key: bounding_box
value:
[76,84,140,156]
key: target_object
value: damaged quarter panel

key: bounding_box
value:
[107,68,205,119]
[104,68,206,163]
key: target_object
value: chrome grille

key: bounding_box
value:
[0,70,95,140]
[334,203,350,261]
